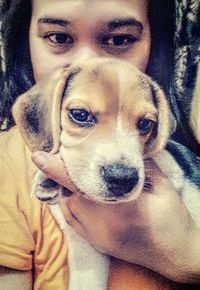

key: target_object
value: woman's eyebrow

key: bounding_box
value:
[37,17,143,32]
[107,18,143,32]
[38,17,70,27]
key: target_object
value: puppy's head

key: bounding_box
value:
[13,58,173,202]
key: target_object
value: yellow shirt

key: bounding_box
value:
[0,127,180,289]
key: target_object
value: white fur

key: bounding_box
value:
[50,204,109,290]
[154,150,200,227]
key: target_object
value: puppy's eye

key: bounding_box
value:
[137,118,155,135]
[68,109,96,127]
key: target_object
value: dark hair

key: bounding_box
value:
[147,0,175,91]
[0,0,175,129]
[0,0,33,128]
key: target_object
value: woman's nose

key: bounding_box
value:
[73,46,100,62]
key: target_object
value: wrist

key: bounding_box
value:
[162,226,200,284]
[185,227,200,284]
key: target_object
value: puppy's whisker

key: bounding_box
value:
[143,176,153,193]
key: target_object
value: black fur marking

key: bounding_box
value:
[23,96,54,152]
[62,68,81,102]
[24,94,45,134]
[166,140,200,188]
[25,100,41,133]
[37,194,59,202]
[61,187,73,197]
[40,178,59,189]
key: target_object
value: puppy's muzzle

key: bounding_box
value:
[101,163,139,197]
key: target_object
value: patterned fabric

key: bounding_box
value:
[170,0,200,152]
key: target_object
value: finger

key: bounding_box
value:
[59,200,74,225]
[59,198,87,240]
[143,158,177,197]
[60,194,87,222]
[32,151,78,192]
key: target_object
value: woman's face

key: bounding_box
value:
[29,0,150,82]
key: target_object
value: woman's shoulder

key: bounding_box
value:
[0,126,36,197]
[0,126,68,285]
[0,126,37,269]
[0,126,31,159]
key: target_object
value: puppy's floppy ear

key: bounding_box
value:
[145,78,176,156]
[12,68,70,153]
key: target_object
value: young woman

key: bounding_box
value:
[0,0,200,289]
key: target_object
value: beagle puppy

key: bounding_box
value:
[13,58,200,290]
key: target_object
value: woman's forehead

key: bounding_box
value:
[31,0,149,23]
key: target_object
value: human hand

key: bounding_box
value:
[32,151,200,284]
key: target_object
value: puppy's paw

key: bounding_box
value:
[32,170,61,204]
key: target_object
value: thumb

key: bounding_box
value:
[32,151,78,192]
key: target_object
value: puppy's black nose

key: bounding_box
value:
[101,163,139,196]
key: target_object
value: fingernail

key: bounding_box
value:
[32,153,47,170]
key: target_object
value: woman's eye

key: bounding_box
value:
[101,34,137,47]
[68,109,97,128]
[137,118,155,136]
[44,33,74,46]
